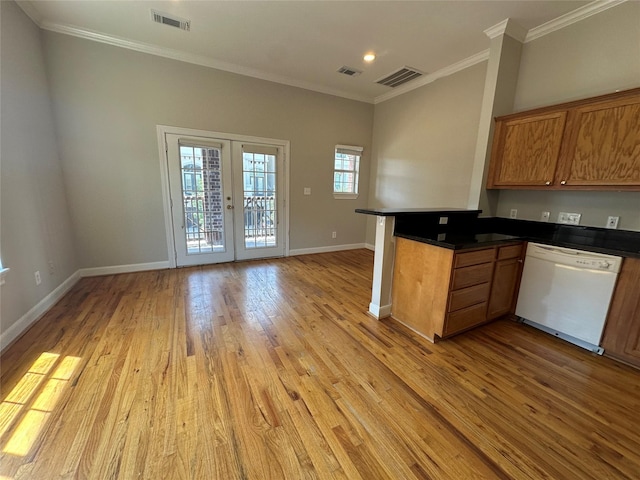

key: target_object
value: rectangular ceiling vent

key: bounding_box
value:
[151,10,191,31]
[376,67,424,88]
[337,66,363,77]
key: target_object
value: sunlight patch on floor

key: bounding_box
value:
[1,353,81,458]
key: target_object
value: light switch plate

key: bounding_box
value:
[303,187,311,195]
[558,212,581,224]
[566,213,581,225]
[541,211,550,222]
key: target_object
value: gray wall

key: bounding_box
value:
[1,2,78,333]
[42,32,374,268]
[366,62,488,243]
[496,1,640,230]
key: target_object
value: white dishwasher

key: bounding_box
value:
[515,243,622,354]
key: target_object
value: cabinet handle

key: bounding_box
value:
[545,181,551,186]
[560,180,567,185]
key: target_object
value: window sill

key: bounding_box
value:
[0,268,9,286]
[333,193,359,200]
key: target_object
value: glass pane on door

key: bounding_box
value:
[241,152,277,249]
[179,144,226,254]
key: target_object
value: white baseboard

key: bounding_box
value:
[78,261,170,277]
[368,302,392,319]
[1,261,170,352]
[289,243,367,256]
[1,271,81,352]
[365,243,375,251]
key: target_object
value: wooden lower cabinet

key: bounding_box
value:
[601,257,640,367]
[391,237,524,341]
[487,252,524,320]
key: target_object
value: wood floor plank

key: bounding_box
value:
[2,250,639,479]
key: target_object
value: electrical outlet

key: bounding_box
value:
[48,260,55,275]
[510,209,518,219]
[332,231,337,239]
[303,187,311,195]
[606,216,619,229]
[541,211,550,222]
[35,270,41,285]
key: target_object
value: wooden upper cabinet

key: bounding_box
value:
[558,96,640,187]
[487,88,640,190]
[487,112,566,187]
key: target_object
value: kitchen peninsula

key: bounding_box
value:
[356,208,640,356]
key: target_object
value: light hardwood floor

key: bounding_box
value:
[1,249,639,479]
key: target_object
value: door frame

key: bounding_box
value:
[156,125,290,268]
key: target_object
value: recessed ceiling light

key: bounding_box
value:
[363,53,376,63]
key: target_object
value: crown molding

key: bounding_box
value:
[525,0,628,42]
[374,50,490,104]
[38,20,374,104]
[17,0,628,106]
[484,19,528,42]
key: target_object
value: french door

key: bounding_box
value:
[164,132,286,266]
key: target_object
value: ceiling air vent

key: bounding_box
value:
[151,10,191,31]
[376,66,424,88]
[337,66,363,77]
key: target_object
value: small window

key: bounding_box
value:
[333,145,362,199]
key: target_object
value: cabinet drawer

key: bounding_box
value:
[451,263,493,290]
[454,248,495,268]
[449,282,490,312]
[498,243,523,260]
[444,303,488,336]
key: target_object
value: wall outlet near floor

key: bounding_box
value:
[558,212,581,225]
[332,231,337,239]
[34,270,42,285]
[541,211,550,222]
[510,209,518,219]
[606,216,619,229]
[48,260,55,275]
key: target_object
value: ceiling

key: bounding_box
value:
[18,0,603,103]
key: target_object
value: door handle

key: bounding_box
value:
[226,205,234,209]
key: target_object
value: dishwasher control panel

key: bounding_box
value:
[526,243,623,273]
[576,259,613,270]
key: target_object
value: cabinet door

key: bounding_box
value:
[487,112,567,188]
[391,238,454,341]
[556,94,640,188]
[601,258,640,367]
[487,257,522,320]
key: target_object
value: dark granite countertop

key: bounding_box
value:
[354,208,640,258]
[480,218,640,259]
[396,232,522,250]
[355,207,481,216]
